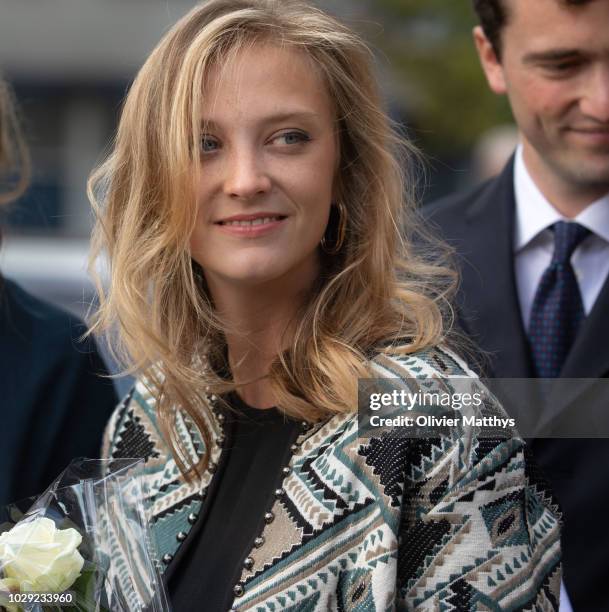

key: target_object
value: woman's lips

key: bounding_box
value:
[214,216,288,237]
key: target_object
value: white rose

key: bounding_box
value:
[0,517,84,593]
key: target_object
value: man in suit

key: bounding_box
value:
[428,0,609,610]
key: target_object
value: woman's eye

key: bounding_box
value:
[201,136,220,153]
[271,131,310,146]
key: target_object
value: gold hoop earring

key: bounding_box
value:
[321,201,347,255]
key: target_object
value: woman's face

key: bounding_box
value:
[190,43,339,293]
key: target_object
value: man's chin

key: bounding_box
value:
[551,151,609,192]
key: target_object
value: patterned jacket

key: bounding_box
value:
[103,345,561,611]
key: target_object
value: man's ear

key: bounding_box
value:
[473,25,508,95]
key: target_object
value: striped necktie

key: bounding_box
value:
[528,221,591,378]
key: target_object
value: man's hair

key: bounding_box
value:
[472,0,595,59]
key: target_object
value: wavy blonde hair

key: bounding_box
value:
[88,0,457,478]
[0,78,30,207]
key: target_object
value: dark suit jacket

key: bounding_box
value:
[426,159,609,611]
[0,278,118,506]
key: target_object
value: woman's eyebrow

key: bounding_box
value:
[259,111,321,125]
[200,110,321,131]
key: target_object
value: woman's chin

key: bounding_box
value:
[210,266,288,289]
[198,248,319,292]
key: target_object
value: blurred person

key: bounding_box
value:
[0,78,118,506]
[90,1,561,610]
[427,0,609,609]
[471,124,519,182]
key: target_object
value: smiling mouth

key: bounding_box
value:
[215,215,287,227]
[568,124,609,133]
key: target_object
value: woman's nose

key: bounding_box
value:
[223,148,272,199]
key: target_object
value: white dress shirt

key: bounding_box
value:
[514,146,609,332]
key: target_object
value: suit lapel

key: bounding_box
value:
[561,273,609,379]
[536,274,609,434]
[457,159,533,379]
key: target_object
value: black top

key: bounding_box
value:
[0,277,118,505]
[169,390,300,612]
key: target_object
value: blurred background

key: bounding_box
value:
[0,0,517,393]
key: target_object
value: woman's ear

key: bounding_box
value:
[473,26,508,96]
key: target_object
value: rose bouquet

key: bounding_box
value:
[0,459,169,612]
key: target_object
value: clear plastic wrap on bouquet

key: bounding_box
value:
[0,458,170,612]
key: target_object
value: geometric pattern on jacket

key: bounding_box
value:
[103,345,562,611]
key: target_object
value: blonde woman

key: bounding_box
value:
[0,79,117,506]
[91,1,561,609]
[0,80,29,208]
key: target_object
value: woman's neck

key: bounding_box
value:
[225,313,293,409]
[205,265,317,409]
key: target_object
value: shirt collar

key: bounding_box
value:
[513,145,609,252]
[577,194,609,245]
